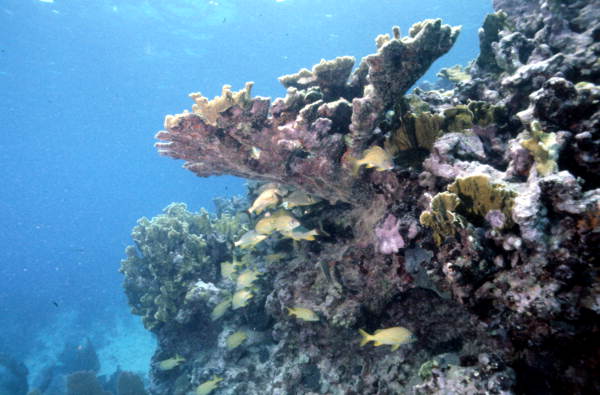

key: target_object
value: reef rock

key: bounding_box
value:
[120,2,600,394]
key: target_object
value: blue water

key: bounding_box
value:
[0,0,492,389]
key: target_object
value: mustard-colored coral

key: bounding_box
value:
[387,111,444,153]
[420,175,516,244]
[467,100,506,127]
[447,174,516,227]
[189,82,254,126]
[443,105,473,133]
[437,65,471,84]
[419,192,462,245]
[520,121,559,176]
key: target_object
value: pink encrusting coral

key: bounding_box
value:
[375,214,405,254]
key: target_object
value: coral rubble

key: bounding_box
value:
[121,2,599,394]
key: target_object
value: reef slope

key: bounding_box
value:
[121,2,599,394]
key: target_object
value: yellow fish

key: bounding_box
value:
[264,252,288,264]
[281,190,320,209]
[287,307,319,322]
[236,269,261,290]
[257,182,288,194]
[158,354,185,370]
[196,376,223,395]
[234,230,267,249]
[255,210,301,235]
[281,226,319,241]
[354,145,394,173]
[232,289,253,309]
[251,146,261,160]
[358,326,414,351]
[220,261,238,280]
[226,330,248,350]
[248,188,280,215]
[211,298,232,321]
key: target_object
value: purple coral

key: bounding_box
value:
[375,214,405,254]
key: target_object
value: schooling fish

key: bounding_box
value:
[358,326,414,351]
[248,187,280,215]
[287,307,320,322]
[234,230,267,249]
[281,226,319,241]
[211,297,232,321]
[220,261,238,280]
[236,269,261,290]
[281,189,320,209]
[196,375,223,395]
[353,145,394,173]
[255,210,301,235]
[158,354,185,370]
[232,289,253,309]
[226,330,248,350]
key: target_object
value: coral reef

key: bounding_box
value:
[57,339,100,375]
[66,371,111,395]
[0,353,29,395]
[155,19,459,204]
[116,372,148,395]
[63,370,148,395]
[121,1,599,394]
[120,202,247,331]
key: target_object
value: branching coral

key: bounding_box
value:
[155,20,461,205]
[120,202,247,330]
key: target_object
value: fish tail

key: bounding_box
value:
[358,328,371,347]
[351,159,363,177]
[286,307,293,316]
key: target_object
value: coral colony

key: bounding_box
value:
[120,1,599,394]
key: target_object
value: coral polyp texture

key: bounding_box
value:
[121,1,599,394]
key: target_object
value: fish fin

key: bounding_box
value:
[286,307,294,316]
[391,344,400,351]
[373,341,383,347]
[351,157,363,177]
[358,328,371,347]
